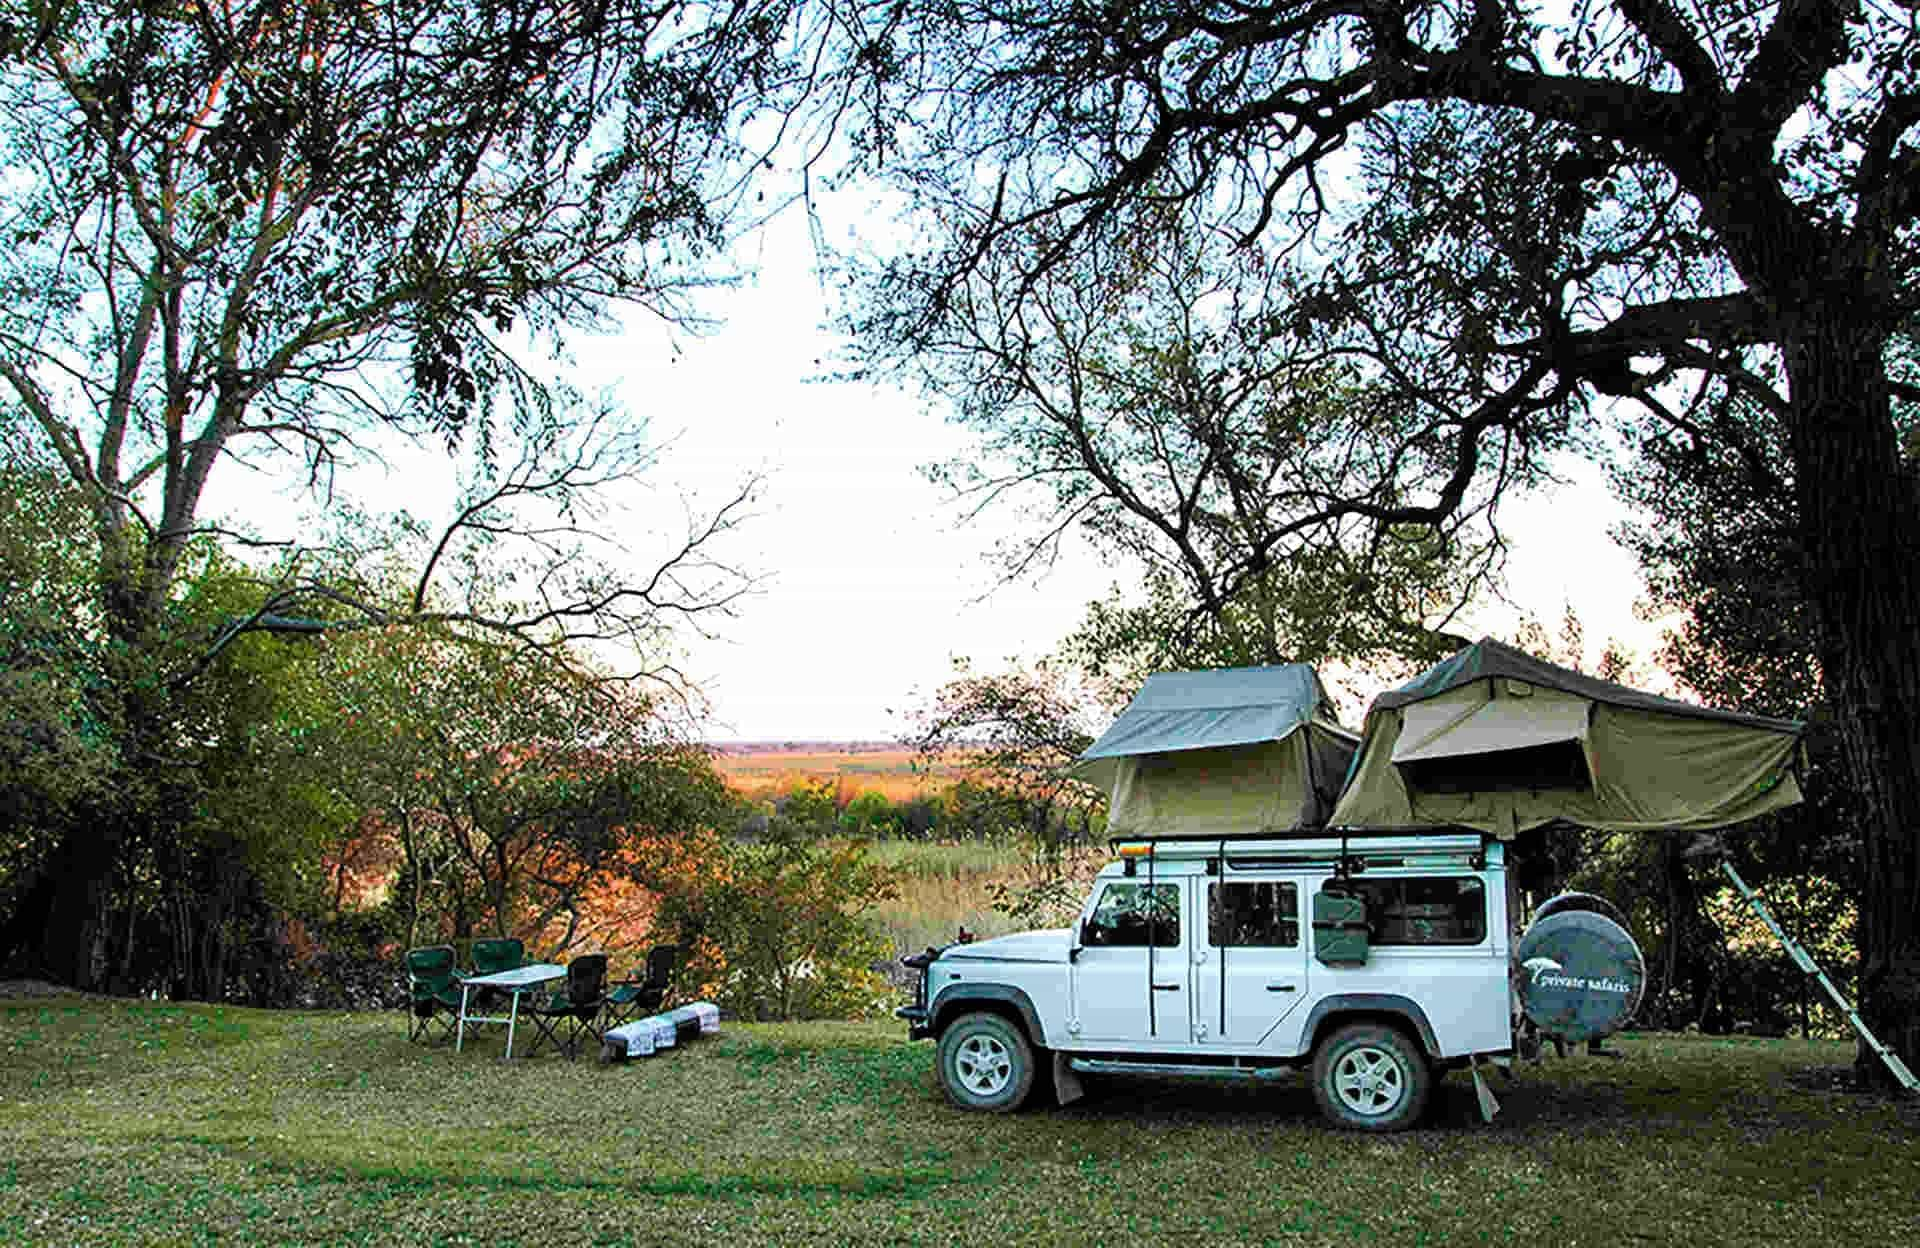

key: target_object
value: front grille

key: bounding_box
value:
[901,946,936,1012]
[895,946,940,1029]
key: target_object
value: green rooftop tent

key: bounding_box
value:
[1328,638,1805,839]
[1074,664,1360,835]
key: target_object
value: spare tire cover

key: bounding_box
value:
[1531,890,1629,930]
[1515,910,1645,1042]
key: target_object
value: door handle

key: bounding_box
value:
[1151,983,1182,992]
[1266,983,1297,992]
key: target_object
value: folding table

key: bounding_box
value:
[456,962,566,1057]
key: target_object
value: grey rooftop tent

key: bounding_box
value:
[1074,664,1359,835]
[1328,638,1804,838]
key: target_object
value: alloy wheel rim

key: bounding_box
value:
[1333,1046,1404,1115]
[955,1033,1013,1096]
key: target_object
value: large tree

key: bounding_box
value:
[1608,344,1901,1031]
[855,210,1490,670]
[0,0,797,988]
[838,0,1920,1066]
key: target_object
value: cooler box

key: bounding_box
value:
[602,1017,662,1059]
[599,1002,721,1062]
[665,1004,715,1044]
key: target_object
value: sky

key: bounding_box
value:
[563,204,1670,740]
[214,202,1671,743]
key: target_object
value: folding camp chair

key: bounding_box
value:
[470,937,525,977]
[405,945,464,1044]
[604,944,679,1027]
[468,937,525,1011]
[524,954,608,1059]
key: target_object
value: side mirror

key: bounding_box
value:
[1313,890,1370,966]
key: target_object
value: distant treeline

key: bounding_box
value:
[745,776,1102,846]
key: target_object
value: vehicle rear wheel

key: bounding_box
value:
[1310,1022,1431,1132]
[935,1012,1036,1112]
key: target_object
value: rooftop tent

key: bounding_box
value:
[1329,638,1805,838]
[1074,664,1360,834]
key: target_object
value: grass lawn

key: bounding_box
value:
[2,999,1915,1246]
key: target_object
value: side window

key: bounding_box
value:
[1208,881,1300,948]
[1083,883,1180,947]
[1344,877,1486,946]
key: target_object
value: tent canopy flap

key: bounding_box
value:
[1331,638,1805,837]
[1392,684,1594,794]
[1076,664,1358,833]
[1077,664,1344,760]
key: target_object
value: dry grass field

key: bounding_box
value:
[707,744,1088,955]
[711,744,967,804]
[864,839,1105,953]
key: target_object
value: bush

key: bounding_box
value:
[218,909,411,1011]
[648,824,900,1021]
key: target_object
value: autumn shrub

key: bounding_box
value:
[644,824,900,1021]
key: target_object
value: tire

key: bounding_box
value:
[1310,1022,1431,1132]
[935,1012,1036,1113]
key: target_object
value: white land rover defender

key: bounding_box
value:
[898,832,1524,1131]
[898,648,1800,1129]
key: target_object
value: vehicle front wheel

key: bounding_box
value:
[1310,1022,1431,1132]
[935,1012,1036,1112]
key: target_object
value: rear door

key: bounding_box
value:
[1071,878,1190,1044]
[1193,875,1312,1054]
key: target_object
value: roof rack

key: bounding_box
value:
[1107,828,1492,874]
[1106,827,1486,851]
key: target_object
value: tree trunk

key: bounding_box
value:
[1786,314,1920,1078]
[30,565,162,993]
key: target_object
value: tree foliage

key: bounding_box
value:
[903,659,1108,927]
[648,820,899,1021]
[854,207,1490,668]
[328,625,733,952]
[0,439,116,834]
[0,0,799,989]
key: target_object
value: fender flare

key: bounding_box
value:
[1302,994,1442,1057]
[929,983,1048,1047]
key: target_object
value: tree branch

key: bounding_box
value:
[1613,0,1723,95]
[1730,0,1852,136]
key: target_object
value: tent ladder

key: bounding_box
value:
[1718,861,1918,1094]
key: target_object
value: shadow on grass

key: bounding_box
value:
[1040,1069,1502,1133]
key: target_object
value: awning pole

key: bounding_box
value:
[1719,860,1917,1093]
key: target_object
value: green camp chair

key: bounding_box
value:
[405,945,465,1044]
[524,954,608,1059]
[467,937,525,1011]
[604,944,679,1027]
[470,937,525,978]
